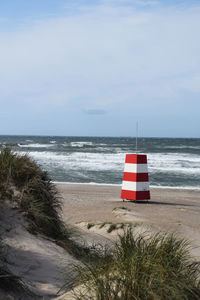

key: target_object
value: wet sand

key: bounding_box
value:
[57,184,200,258]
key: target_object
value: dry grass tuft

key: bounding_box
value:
[72,228,200,300]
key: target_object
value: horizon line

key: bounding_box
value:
[0,134,199,139]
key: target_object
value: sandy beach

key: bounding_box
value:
[57,184,200,258]
[0,182,199,299]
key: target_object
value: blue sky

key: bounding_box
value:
[0,0,200,137]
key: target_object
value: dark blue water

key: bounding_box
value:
[0,136,200,189]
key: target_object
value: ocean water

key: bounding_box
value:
[0,136,200,189]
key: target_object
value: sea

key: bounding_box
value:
[0,136,200,190]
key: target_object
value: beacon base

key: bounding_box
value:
[121,190,150,201]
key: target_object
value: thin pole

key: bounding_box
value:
[136,121,138,153]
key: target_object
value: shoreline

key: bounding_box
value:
[54,181,200,191]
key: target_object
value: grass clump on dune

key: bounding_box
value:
[73,228,200,300]
[0,147,67,239]
[0,148,101,260]
[0,147,98,295]
[87,223,95,230]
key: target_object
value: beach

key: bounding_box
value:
[0,147,200,299]
[57,184,200,258]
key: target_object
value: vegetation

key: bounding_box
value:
[87,223,95,230]
[1,148,200,299]
[0,147,102,296]
[86,221,140,233]
[112,206,131,212]
[0,147,67,239]
[0,147,102,260]
[107,223,117,233]
[73,228,200,300]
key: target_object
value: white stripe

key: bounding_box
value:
[124,163,148,173]
[122,181,150,191]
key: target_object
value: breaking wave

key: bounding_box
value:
[0,135,199,188]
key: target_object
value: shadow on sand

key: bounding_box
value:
[122,200,195,207]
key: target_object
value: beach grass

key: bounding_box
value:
[112,206,131,212]
[0,148,94,260]
[72,228,200,300]
[0,147,67,239]
[87,223,95,230]
[86,221,142,233]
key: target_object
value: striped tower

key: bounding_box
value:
[121,154,150,201]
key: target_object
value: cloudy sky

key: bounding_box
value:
[0,0,200,137]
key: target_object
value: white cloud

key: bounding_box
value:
[0,2,199,115]
[100,0,159,7]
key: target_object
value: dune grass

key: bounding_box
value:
[87,221,141,233]
[87,223,95,230]
[73,228,200,300]
[112,206,131,212]
[0,148,101,260]
[0,147,100,296]
[0,147,67,240]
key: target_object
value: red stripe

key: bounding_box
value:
[125,154,147,164]
[123,172,149,182]
[121,190,150,201]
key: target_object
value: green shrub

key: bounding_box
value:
[73,228,200,300]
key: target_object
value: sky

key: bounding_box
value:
[0,0,200,137]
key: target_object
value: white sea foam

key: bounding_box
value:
[20,151,125,171]
[149,167,200,175]
[147,153,200,174]
[5,136,199,188]
[18,143,54,148]
[161,145,200,150]
[70,142,94,147]
[16,150,200,175]
[15,149,200,189]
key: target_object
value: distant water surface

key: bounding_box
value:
[0,136,200,189]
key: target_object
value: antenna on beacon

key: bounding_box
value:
[136,121,138,153]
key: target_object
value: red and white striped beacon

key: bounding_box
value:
[121,122,150,201]
[121,153,150,201]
